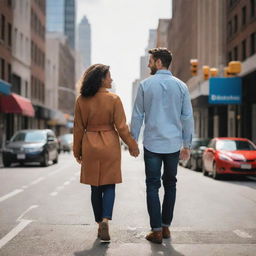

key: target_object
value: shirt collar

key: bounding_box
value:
[156,70,172,75]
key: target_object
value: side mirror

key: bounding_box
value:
[47,137,55,142]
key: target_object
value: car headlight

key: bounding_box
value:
[25,147,43,153]
[219,154,233,162]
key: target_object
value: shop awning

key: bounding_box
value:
[0,93,35,117]
[0,79,11,95]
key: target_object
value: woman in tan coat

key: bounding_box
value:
[73,64,139,242]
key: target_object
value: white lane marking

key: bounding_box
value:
[0,189,24,203]
[21,185,28,189]
[0,220,32,249]
[50,192,58,196]
[233,229,252,238]
[0,205,38,249]
[29,177,45,185]
[17,205,38,221]
[63,181,70,186]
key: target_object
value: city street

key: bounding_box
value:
[0,149,256,256]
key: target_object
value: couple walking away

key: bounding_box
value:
[73,48,194,244]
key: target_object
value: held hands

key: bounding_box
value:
[179,147,191,161]
[129,147,140,157]
[75,155,82,164]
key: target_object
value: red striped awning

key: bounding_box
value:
[0,93,35,117]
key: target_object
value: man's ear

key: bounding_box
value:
[156,59,162,68]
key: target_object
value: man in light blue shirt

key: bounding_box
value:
[131,48,194,244]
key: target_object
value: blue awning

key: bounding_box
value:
[0,79,11,95]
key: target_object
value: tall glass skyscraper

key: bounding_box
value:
[46,0,76,49]
[78,16,91,69]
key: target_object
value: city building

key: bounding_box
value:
[78,16,91,72]
[156,19,170,48]
[45,32,76,135]
[0,0,13,145]
[46,0,76,49]
[226,0,256,142]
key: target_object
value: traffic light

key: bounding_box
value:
[210,68,218,77]
[190,59,198,76]
[228,61,241,74]
[202,65,210,80]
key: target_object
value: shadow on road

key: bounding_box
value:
[149,240,185,256]
[74,238,109,256]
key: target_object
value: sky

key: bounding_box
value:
[76,0,171,119]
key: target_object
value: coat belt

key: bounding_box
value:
[86,124,115,132]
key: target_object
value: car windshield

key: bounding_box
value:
[11,131,47,143]
[216,140,256,151]
[192,139,210,149]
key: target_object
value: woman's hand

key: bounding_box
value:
[75,156,82,164]
[129,147,140,157]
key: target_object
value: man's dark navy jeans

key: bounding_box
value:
[144,147,180,231]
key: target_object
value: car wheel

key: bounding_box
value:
[212,162,221,180]
[41,152,49,167]
[53,153,58,164]
[202,162,208,176]
[3,159,11,167]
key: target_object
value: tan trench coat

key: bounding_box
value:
[73,88,137,186]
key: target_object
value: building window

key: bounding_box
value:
[1,15,5,41]
[234,15,238,33]
[0,58,5,80]
[242,40,246,61]
[234,46,238,60]
[228,51,232,62]
[228,21,232,37]
[242,6,246,26]
[8,23,12,47]
[8,63,11,83]
[251,32,256,55]
[251,0,256,17]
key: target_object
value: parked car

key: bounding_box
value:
[202,137,256,179]
[2,129,59,167]
[58,133,73,152]
[190,138,211,171]
[180,138,210,169]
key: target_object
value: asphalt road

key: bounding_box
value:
[0,150,256,256]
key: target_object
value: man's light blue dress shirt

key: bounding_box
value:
[131,70,194,154]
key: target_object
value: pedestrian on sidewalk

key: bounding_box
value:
[73,64,140,243]
[131,48,194,244]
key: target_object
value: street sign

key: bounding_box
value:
[209,77,242,104]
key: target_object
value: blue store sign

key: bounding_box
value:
[209,77,242,104]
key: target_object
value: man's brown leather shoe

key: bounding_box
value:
[146,231,163,244]
[162,227,170,239]
[100,222,111,242]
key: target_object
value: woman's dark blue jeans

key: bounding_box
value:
[144,147,180,231]
[91,184,116,223]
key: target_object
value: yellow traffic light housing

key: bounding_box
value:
[210,68,218,77]
[228,61,241,74]
[190,59,198,76]
[203,65,210,80]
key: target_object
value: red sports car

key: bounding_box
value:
[202,137,256,179]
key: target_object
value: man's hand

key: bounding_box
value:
[75,156,82,164]
[180,148,191,161]
[129,148,140,157]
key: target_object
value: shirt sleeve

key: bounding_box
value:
[181,86,194,148]
[73,99,85,158]
[130,83,144,141]
[113,96,138,150]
